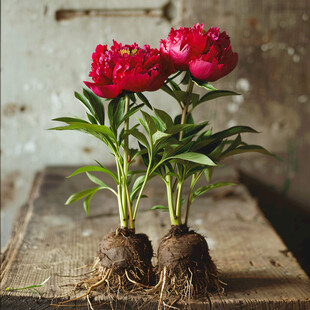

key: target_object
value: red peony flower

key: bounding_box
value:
[189,27,238,82]
[161,24,238,82]
[84,41,174,99]
[160,23,206,71]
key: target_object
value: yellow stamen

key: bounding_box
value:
[120,48,138,56]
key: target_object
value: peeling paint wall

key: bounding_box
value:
[1,0,309,246]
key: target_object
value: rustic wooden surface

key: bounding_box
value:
[1,166,310,309]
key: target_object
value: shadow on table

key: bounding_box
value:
[239,170,310,277]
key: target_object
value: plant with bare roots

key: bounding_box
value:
[135,24,273,305]
[50,41,173,303]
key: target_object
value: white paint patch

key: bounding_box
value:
[236,78,250,92]
[51,92,63,109]
[42,45,54,54]
[23,80,44,91]
[227,102,240,113]
[82,229,93,237]
[233,95,244,104]
[24,141,36,153]
[293,54,300,63]
[287,47,295,56]
[298,95,308,103]
[23,83,30,91]
[194,218,203,225]
[261,43,273,52]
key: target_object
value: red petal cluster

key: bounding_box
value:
[84,41,174,99]
[160,24,238,82]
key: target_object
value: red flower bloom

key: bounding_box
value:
[84,41,174,99]
[189,27,238,82]
[160,23,206,71]
[161,24,238,82]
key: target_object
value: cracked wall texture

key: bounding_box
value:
[1,0,309,246]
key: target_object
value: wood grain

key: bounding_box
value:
[1,166,309,309]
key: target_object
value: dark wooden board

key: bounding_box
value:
[1,166,310,309]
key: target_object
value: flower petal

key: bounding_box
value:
[83,81,122,99]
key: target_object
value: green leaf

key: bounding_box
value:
[86,172,109,187]
[83,193,95,215]
[223,134,242,154]
[165,122,207,136]
[191,182,236,202]
[198,90,240,104]
[221,145,273,159]
[52,117,89,124]
[108,96,125,130]
[50,123,115,141]
[204,167,214,183]
[120,103,144,123]
[169,80,181,91]
[161,84,181,103]
[166,70,183,83]
[152,131,171,145]
[65,187,100,205]
[86,173,117,196]
[180,71,190,85]
[168,152,217,166]
[151,205,169,212]
[192,79,217,91]
[114,97,125,129]
[152,131,172,152]
[5,276,51,293]
[130,129,150,149]
[131,148,148,161]
[137,92,152,109]
[87,113,98,124]
[130,175,145,202]
[141,111,157,136]
[154,108,174,129]
[83,88,105,125]
[151,115,166,132]
[75,91,95,115]
[211,126,258,140]
[128,93,137,104]
[173,90,200,105]
[67,165,118,183]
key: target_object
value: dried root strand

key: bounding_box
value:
[51,268,111,307]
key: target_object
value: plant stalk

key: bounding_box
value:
[175,181,184,221]
[184,175,195,225]
[123,95,134,228]
[166,175,181,226]
[132,157,152,220]
[179,78,194,141]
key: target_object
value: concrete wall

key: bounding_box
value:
[1,0,309,246]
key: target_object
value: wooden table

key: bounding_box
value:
[1,166,310,309]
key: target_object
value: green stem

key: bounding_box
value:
[179,78,194,140]
[175,181,184,222]
[166,175,180,226]
[132,157,152,220]
[185,175,195,226]
[116,159,127,228]
[172,77,194,192]
[123,95,134,228]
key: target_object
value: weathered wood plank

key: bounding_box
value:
[1,166,310,309]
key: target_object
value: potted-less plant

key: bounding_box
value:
[51,41,174,299]
[138,24,272,301]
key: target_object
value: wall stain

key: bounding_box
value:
[1,171,21,210]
